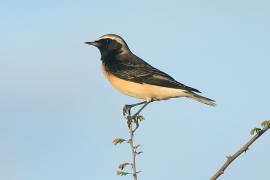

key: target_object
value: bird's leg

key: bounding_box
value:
[131,100,152,131]
[123,101,147,116]
[133,101,151,118]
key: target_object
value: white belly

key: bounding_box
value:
[102,65,188,100]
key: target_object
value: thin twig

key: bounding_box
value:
[116,101,149,179]
[125,108,145,180]
[121,101,151,180]
[127,117,138,180]
[210,123,270,180]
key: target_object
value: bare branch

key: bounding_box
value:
[115,102,148,180]
[125,110,145,180]
[127,116,138,180]
[210,120,270,180]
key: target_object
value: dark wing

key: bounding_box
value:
[108,54,201,93]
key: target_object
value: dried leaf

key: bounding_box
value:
[261,120,270,128]
[117,171,129,176]
[250,128,261,135]
[113,138,126,145]
[136,115,145,122]
[134,145,141,149]
[118,163,130,170]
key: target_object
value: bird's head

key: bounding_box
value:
[85,34,130,59]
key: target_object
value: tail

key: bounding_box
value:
[187,92,216,106]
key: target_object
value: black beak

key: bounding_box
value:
[85,41,100,47]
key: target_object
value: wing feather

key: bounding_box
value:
[106,54,201,93]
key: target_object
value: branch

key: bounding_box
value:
[127,116,138,180]
[114,104,145,180]
[210,120,270,180]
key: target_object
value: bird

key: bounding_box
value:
[85,34,215,116]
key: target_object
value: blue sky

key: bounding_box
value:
[1,0,270,180]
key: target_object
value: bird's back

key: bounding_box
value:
[104,52,201,93]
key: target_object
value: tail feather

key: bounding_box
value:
[188,93,216,106]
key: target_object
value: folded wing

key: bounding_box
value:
[108,55,201,93]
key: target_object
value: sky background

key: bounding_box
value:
[1,0,270,180]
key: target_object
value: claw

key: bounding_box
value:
[134,118,139,130]
[126,114,140,130]
[132,114,140,130]
[123,105,131,116]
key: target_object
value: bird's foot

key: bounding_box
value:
[126,114,144,131]
[123,104,131,117]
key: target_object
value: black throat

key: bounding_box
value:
[100,48,122,63]
[100,49,132,74]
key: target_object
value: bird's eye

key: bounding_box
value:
[99,38,121,50]
[98,39,107,44]
[105,39,111,48]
